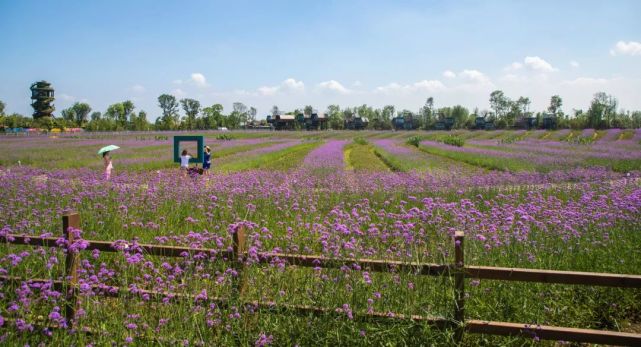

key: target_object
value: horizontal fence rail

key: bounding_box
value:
[3,234,640,288]
[1,212,641,345]
[466,265,641,288]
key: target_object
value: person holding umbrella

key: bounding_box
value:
[98,145,120,180]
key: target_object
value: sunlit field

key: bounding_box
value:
[1,129,641,346]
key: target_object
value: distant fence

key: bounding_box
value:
[1,212,641,345]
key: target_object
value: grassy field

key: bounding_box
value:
[1,129,640,346]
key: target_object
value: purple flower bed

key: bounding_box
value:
[303,140,347,168]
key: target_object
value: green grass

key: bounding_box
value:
[586,157,641,173]
[619,129,635,141]
[417,144,539,172]
[211,141,282,159]
[344,143,389,171]
[372,148,410,172]
[216,141,321,172]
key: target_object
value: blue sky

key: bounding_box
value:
[1,0,640,120]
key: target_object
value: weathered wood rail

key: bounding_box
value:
[1,212,641,345]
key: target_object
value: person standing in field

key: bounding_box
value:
[203,146,211,174]
[103,151,113,180]
[180,149,191,173]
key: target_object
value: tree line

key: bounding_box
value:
[1,90,640,131]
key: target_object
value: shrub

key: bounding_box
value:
[441,135,464,147]
[406,136,421,147]
[216,134,234,141]
[353,137,368,145]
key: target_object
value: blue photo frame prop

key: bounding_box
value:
[173,135,204,164]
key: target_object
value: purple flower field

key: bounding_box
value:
[1,130,640,345]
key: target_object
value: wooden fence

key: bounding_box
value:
[1,212,641,345]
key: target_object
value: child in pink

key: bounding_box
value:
[103,151,113,180]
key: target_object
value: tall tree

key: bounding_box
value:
[105,103,127,129]
[71,102,92,127]
[248,107,257,124]
[327,104,343,129]
[548,95,563,115]
[180,98,200,130]
[420,97,434,129]
[202,104,224,129]
[120,101,134,127]
[587,92,617,129]
[232,102,248,127]
[304,105,313,115]
[451,105,470,129]
[489,90,510,127]
[61,107,76,123]
[381,105,395,130]
[516,97,531,115]
[158,94,179,130]
[132,110,149,131]
[0,100,5,116]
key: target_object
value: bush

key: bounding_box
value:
[498,132,528,145]
[406,136,421,147]
[216,134,234,141]
[441,135,464,147]
[353,137,368,145]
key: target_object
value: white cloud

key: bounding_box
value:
[504,62,523,72]
[443,70,456,78]
[610,41,641,56]
[257,78,305,96]
[282,78,304,91]
[318,80,351,94]
[505,56,557,73]
[59,93,75,101]
[172,88,186,97]
[524,56,557,72]
[458,69,492,84]
[352,80,363,87]
[129,84,146,93]
[570,60,580,68]
[375,80,446,94]
[190,73,208,87]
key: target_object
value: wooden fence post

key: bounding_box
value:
[63,212,80,327]
[231,225,247,299]
[454,231,465,344]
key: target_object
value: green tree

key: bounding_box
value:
[202,104,224,129]
[327,104,343,129]
[304,105,313,116]
[0,100,5,116]
[231,102,248,128]
[158,94,179,130]
[451,105,470,129]
[105,102,132,130]
[248,107,257,124]
[180,98,200,130]
[382,105,395,123]
[61,107,76,123]
[420,97,434,129]
[489,90,509,125]
[548,95,563,115]
[128,110,150,131]
[587,92,617,129]
[71,102,92,127]
[121,101,135,128]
